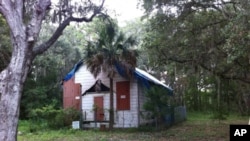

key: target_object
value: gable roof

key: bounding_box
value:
[63,61,173,96]
[83,80,110,95]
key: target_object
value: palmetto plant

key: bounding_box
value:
[84,19,138,129]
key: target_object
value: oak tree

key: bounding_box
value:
[0,0,105,140]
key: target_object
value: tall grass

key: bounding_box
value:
[18,112,249,141]
[187,111,249,123]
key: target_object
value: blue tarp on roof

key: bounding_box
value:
[63,61,173,96]
[63,60,83,81]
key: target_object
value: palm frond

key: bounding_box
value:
[83,18,138,79]
[124,35,138,48]
[114,32,125,47]
[85,55,103,78]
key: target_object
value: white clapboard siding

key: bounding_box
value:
[82,92,110,121]
[115,81,138,128]
[75,65,128,94]
[75,65,140,128]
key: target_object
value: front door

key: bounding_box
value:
[94,96,104,121]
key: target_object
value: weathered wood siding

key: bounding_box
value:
[63,76,81,110]
[75,65,139,128]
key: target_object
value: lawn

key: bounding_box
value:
[18,112,249,141]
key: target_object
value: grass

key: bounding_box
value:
[18,112,249,141]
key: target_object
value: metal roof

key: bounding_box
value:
[135,68,173,94]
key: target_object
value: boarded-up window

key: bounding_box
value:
[116,81,130,110]
[63,77,81,110]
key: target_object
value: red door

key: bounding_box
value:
[116,81,130,110]
[94,96,104,121]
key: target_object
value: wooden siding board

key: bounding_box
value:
[63,77,81,110]
[116,81,130,110]
[82,93,110,121]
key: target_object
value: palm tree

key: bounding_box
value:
[83,20,138,129]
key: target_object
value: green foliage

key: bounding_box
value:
[29,106,80,130]
[63,108,81,127]
[84,18,138,78]
[20,24,85,119]
[210,110,227,120]
[21,71,62,119]
[140,0,250,116]
[0,15,11,71]
[83,18,139,129]
[18,112,249,141]
[143,86,173,124]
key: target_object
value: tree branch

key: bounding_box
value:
[32,0,105,56]
[0,0,24,37]
[0,1,13,16]
[157,44,250,84]
[199,62,250,84]
[26,0,51,43]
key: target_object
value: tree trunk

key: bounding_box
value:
[109,78,114,129]
[0,38,32,141]
[0,0,104,139]
[0,1,51,140]
[0,1,31,140]
[216,76,222,121]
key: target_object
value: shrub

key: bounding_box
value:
[63,108,80,127]
[29,106,80,129]
[143,86,174,127]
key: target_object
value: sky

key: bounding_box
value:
[104,0,144,26]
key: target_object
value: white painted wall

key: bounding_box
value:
[115,80,139,128]
[81,92,110,121]
[75,65,139,128]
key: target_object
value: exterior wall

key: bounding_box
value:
[81,92,110,128]
[63,76,81,110]
[116,80,138,128]
[75,65,139,128]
